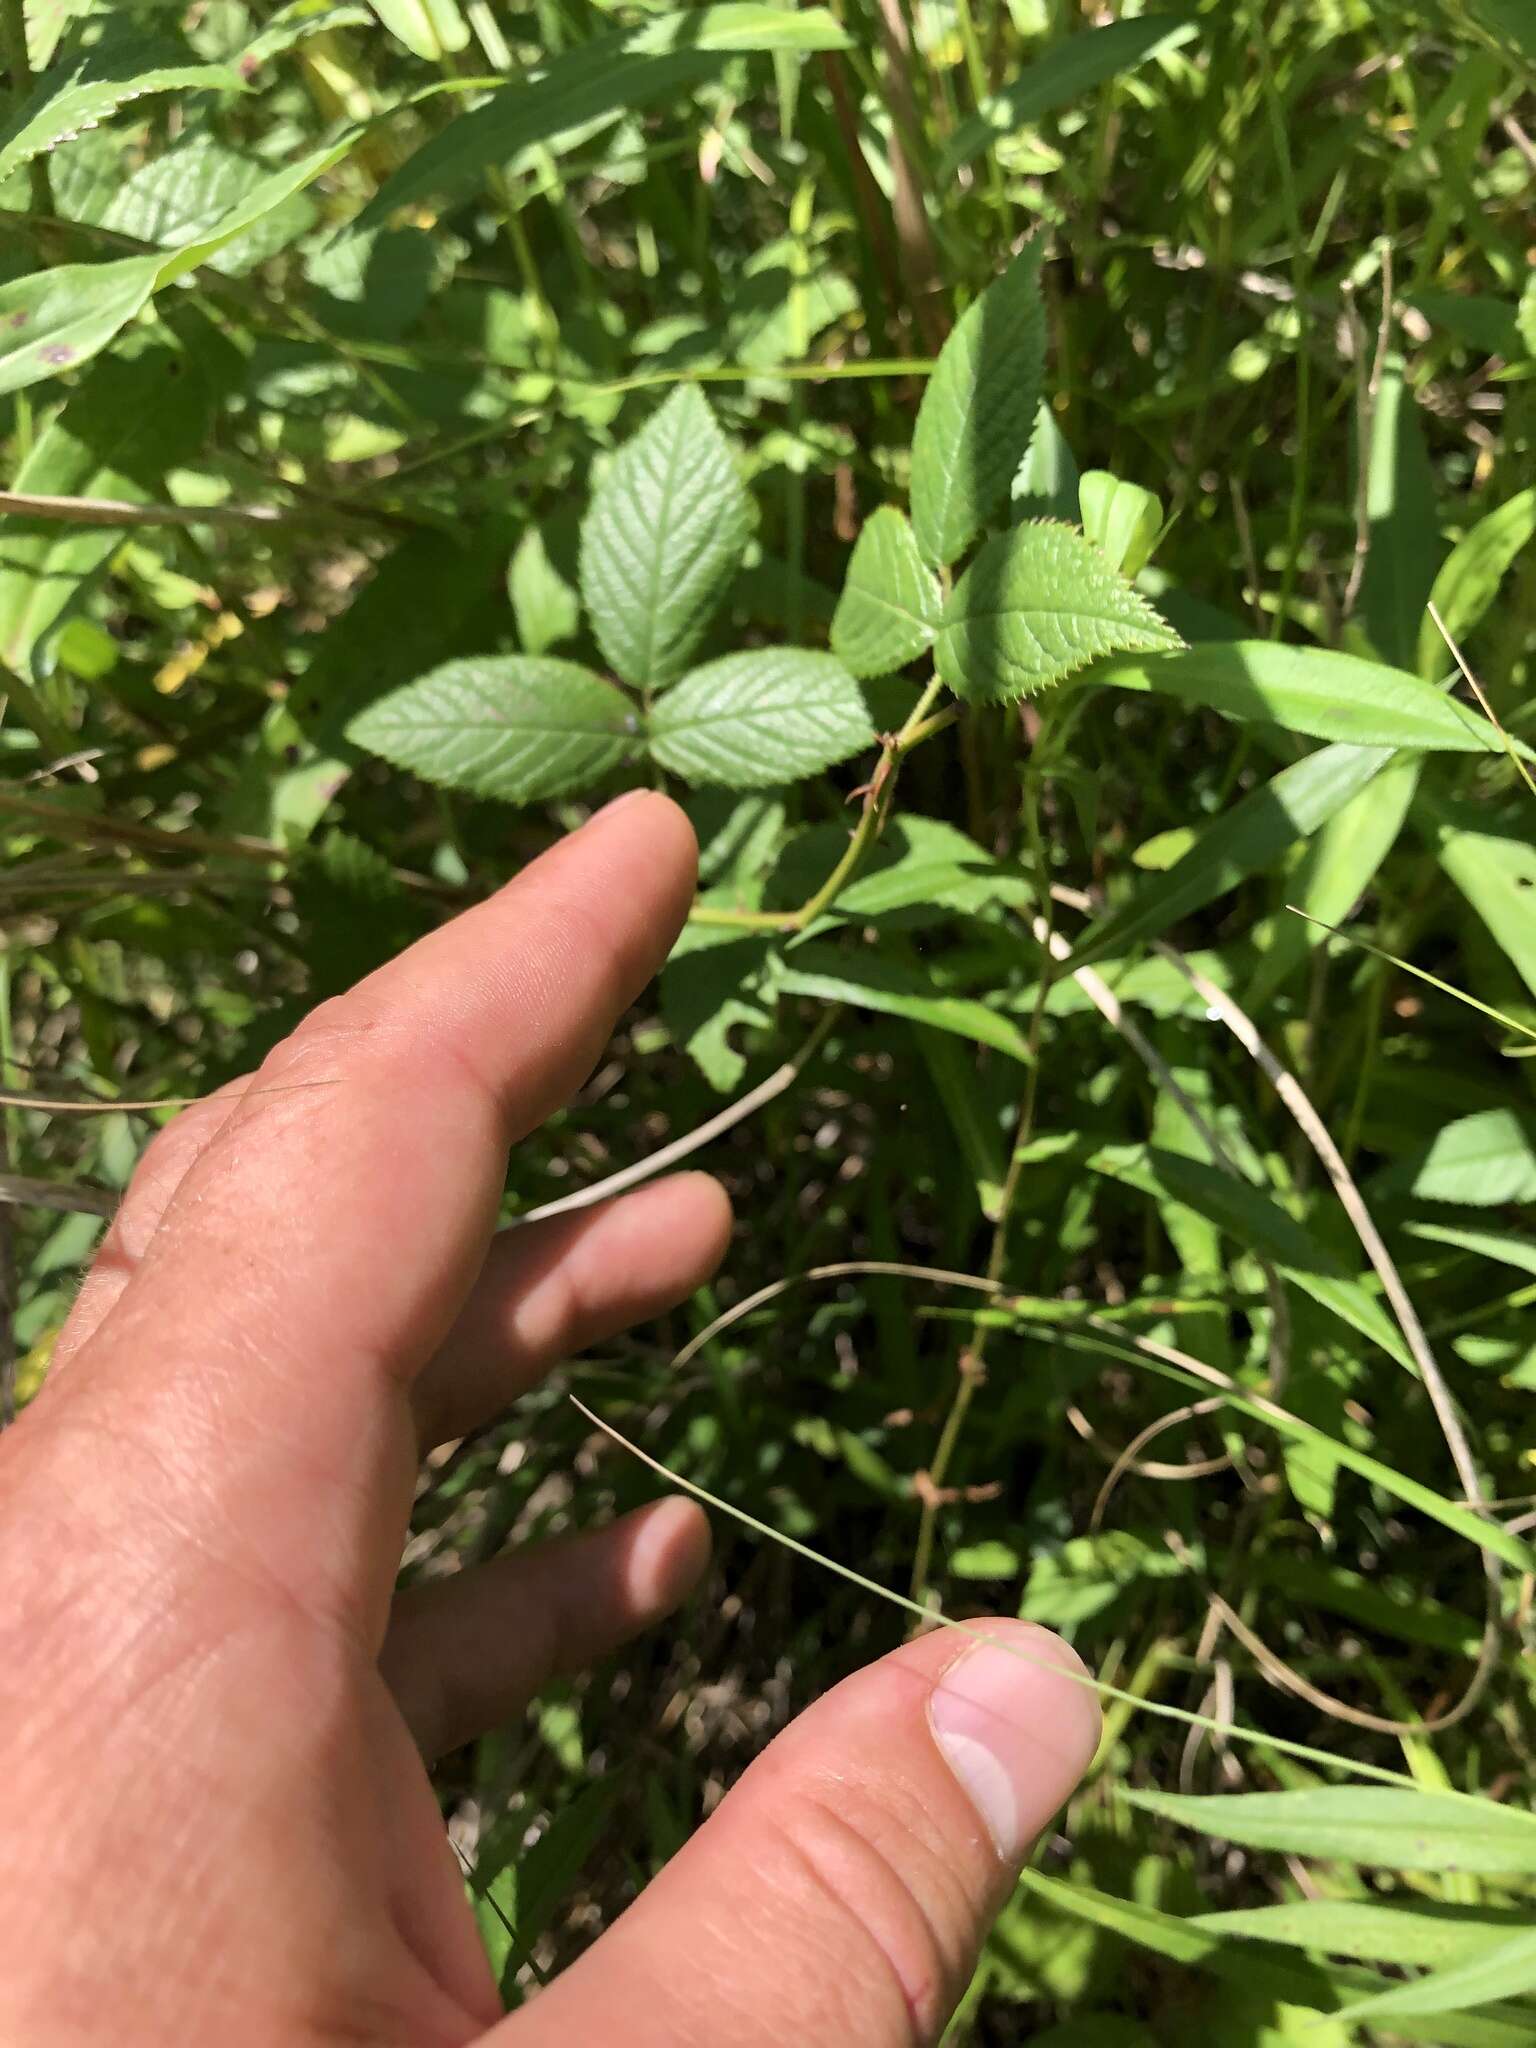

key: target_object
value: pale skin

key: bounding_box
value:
[0,791,1100,2046]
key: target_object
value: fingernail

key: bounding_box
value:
[587,787,654,826]
[928,1623,1099,1863]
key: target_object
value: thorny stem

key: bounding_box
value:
[688,677,952,935]
[909,732,1057,1606]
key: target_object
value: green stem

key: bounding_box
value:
[686,679,952,936]
[909,726,1056,1607]
[0,659,75,762]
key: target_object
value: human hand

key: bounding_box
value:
[0,792,1099,2046]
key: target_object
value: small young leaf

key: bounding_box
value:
[1126,1787,1536,1876]
[910,241,1047,569]
[648,648,873,788]
[1079,471,1164,579]
[580,386,752,691]
[935,521,1181,701]
[346,656,638,803]
[369,0,470,59]
[508,529,580,656]
[0,33,244,189]
[830,508,941,678]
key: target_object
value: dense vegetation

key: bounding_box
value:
[3,0,1536,2037]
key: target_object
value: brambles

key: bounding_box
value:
[3,0,1535,2036]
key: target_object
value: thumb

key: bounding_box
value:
[502,1618,1099,2048]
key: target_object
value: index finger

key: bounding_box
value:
[66,793,697,1514]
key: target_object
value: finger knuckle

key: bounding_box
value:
[768,1778,978,2043]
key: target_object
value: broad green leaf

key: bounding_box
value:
[936,522,1180,701]
[770,945,1033,1062]
[775,813,1028,926]
[910,242,1047,569]
[0,337,228,675]
[579,386,751,690]
[1037,1315,1535,1570]
[0,34,243,188]
[1339,1932,1536,2027]
[1405,1221,1536,1281]
[1086,1145,1414,1370]
[941,15,1200,175]
[1019,1871,1536,2048]
[1402,1109,1536,1207]
[1079,472,1163,579]
[830,508,941,678]
[1427,801,1536,998]
[1194,1900,1530,1974]
[1357,353,1444,672]
[1417,488,1536,678]
[369,0,470,58]
[1073,743,1393,968]
[648,649,874,788]
[1090,642,1519,753]
[99,133,318,277]
[346,656,638,803]
[1127,1788,1536,1875]
[1012,402,1080,522]
[1247,751,1420,1005]
[0,136,354,396]
[355,6,851,229]
[0,257,161,399]
[508,528,580,656]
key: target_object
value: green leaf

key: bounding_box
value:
[1078,471,1164,579]
[98,132,319,278]
[770,944,1034,1062]
[648,649,874,788]
[773,813,1029,927]
[1090,642,1519,753]
[508,528,580,656]
[0,136,354,396]
[1404,1221,1536,1281]
[346,656,638,803]
[1357,353,1444,672]
[1424,797,1536,998]
[947,1539,1021,1578]
[1247,751,1420,1005]
[1019,1871,1536,2048]
[830,508,941,679]
[0,257,161,400]
[941,15,1200,176]
[0,33,243,189]
[0,337,228,676]
[936,522,1182,701]
[1074,743,1393,968]
[1340,1931,1536,2027]
[369,0,470,58]
[579,386,752,690]
[356,5,851,228]
[1012,402,1080,522]
[1194,1900,1531,1974]
[1127,1788,1536,1875]
[910,242,1047,569]
[1418,487,1536,678]
[1402,1109,1536,1207]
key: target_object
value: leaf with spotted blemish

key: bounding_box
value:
[935,520,1182,701]
[0,137,355,397]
